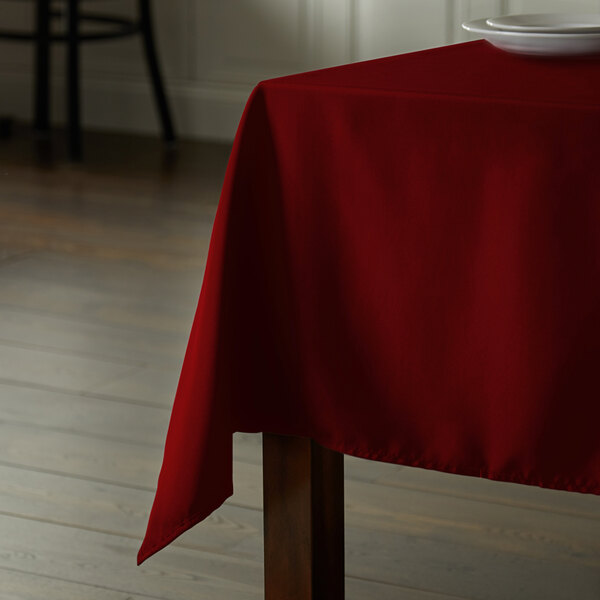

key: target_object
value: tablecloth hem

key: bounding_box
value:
[136,484,234,566]
[314,436,600,496]
[137,431,597,566]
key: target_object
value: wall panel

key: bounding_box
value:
[194,0,317,84]
[0,0,594,141]
[507,0,600,13]
[352,0,449,61]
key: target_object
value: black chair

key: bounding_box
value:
[0,0,176,160]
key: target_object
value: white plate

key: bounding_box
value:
[486,13,600,33]
[462,18,600,56]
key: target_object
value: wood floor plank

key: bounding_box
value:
[0,209,212,271]
[345,577,471,600]
[0,247,23,261]
[342,526,600,600]
[0,383,170,445]
[0,464,261,556]
[0,175,219,271]
[87,366,182,407]
[0,420,162,489]
[0,343,140,392]
[0,281,194,334]
[232,514,599,600]
[374,465,600,520]
[0,515,264,600]
[345,453,408,482]
[0,420,263,514]
[0,254,200,334]
[0,248,31,266]
[0,568,159,600]
[0,305,188,368]
[0,252,202,300]
[343,479,600,565]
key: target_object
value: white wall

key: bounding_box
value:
[0,0,598,141]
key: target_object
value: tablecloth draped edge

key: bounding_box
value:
[137,482,234,565]
[316,436,600,494]
[136,84,263,567]
[137,431,599,564]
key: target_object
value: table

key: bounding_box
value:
[138,40,600,598]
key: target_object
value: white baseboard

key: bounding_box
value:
[0,68,252,142]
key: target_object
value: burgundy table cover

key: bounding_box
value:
[138,40,600,564]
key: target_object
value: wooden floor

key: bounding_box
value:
[0,125,598,600]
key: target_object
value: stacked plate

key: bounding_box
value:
[462,14,600,56]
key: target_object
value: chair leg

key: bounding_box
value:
[66,0,82,160]
[138,0,176,144]
[34,0,51,132]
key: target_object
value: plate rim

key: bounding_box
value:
[486,13,600,33]
[462,17,600,39]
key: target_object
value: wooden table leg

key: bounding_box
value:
[263,433,344,600]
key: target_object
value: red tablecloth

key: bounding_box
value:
[138,40,600,564]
